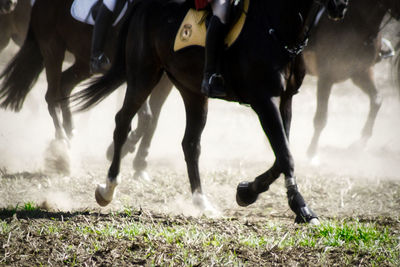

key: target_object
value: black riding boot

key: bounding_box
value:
[90,4,113,74]
[201,16,227,98]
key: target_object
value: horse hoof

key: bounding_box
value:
[310,155,320,166]
[192,192,220,217]
[133,170,151,182]
[294,207,319,225]
[236,181,258,207]
[95,185,111,207]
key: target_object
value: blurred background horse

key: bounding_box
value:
[0,0,141,174]
[304,0,400,159]
[0,0,30,53]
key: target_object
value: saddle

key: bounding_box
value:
[70,0,130,26]
[174,0,249,52]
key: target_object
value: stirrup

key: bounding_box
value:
[90,53,111,74]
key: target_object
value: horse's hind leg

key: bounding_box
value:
[42,46,68,141]
[95,69,163,206]
[351,68,381,145]
[177,87,215,212]
[307,77,334,159]
[59,61,91,139]
[132,74,173,180]
[41,45,73,175]
[105,74,173,180]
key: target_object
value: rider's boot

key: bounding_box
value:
[90,4,113,74]
[201,15,227,98]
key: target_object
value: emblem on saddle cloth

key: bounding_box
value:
[173,0,249,51]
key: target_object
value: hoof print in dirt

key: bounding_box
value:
[236,181,258,207]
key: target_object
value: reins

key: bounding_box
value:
[265,0,328,58]
[260,0,330,89]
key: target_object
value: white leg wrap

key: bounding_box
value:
[285,176,297,189]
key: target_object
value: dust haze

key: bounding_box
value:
[0,35,399,217]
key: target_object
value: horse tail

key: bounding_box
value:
[0,24,44,111]
[72,3,135,112]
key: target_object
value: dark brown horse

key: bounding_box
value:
[0,0,30,53]
[0,0,159,174]
[305,0,400,158]
[73,0,348,223]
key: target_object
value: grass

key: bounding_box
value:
[0,206,399,266]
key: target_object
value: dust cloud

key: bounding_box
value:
[0,36,400,215]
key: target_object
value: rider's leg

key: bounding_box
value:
[201,0,229,98]
[90,1,116,74]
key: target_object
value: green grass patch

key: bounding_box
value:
[0,208,398,266]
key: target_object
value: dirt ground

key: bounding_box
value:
[0,37,400,265]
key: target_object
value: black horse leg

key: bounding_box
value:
[280,91,294,139]
[59,61,91,139]
[132,74,173,180]
[237,57,305,206]
[238,95,318,224]
[95,69,163,206]
[178,87,211,210]
[236,162,281,206]
[307,77,334,158]
[351,68,381,142]
[106,98,151,161]
[281,55,306,139]
[105,74,172,171]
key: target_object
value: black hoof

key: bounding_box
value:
[236,182,259,207]
[294,206,319,225]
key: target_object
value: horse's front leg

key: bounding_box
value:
[281,55,306,139]
[238,94,319,224]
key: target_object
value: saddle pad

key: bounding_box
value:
[173,0,249,52]
[70,0,129,26]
